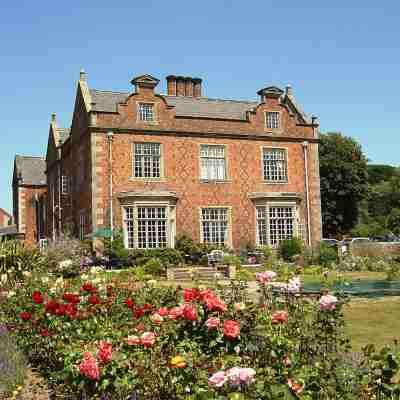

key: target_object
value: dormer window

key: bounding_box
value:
[138,103,154,122]
[265,111,280,130]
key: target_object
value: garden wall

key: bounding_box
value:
[351,242,400,257]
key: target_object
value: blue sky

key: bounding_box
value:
[1,1,399,213]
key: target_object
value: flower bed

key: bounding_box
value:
[1,269,400,399]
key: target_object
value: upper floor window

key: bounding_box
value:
[137,103,154,122]
[201,207,229,246]
[263,148,288,182]
[265,111,280,129]
[134,143,161,178]
[61,175,69,194]
[200,145,226,180]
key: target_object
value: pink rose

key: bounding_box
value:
[208,371,227,387]
[141,332,156,348]
[288,379,304,395]
[319,294,338,311]
[234,302,246,312]
[79,352,100,380]
[256,271,277,284]
[223,320,240,340]
[271,310,288,324]
[158,307,169,317]
[226,367,242,386]
[206,317,220,330]
[239,368,256,385]
[97,341,112,363]
[126,335,141,345]
[168,306,184,320]
[183,304,198,321]
[150,313,164,325]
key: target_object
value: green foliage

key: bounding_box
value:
[367,164,398,185]
[387,208,400,235]
[175,235,201,255]
[142,257,164,276]
[0,329,27,396]
[2,272,400,398]
[333,255,397,272]
[350,221,389,237]
[319,132,369,236]
[257,246,273,261]
[129,248,184,267]
[222,254,241,266]
[318,242,338,267]
[103,236,132,265]
[279,238,304,261]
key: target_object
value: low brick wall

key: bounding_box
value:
[351,242,400,257]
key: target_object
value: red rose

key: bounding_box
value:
[98,341,112,363]
[106,285,113,297]
[125,298,135,309]
[201,290,227,313]
[81,282,97,293]
[134,308,145,319]
[39,328,50,337]
[135,323,145,333]
[183,288,201,303]
[79,352,100,380]
[88,295,100,305]
[19,311,32,321]
[65,303,77,319]
[223,320,240,340]
[183,304,198,321]
[143,303,153,311]
[45,299,59,314]
[271,310,288,324]
[206,317,220,330]
[63,292,80,304]
[55,304,67,317]
[32,291,43,304]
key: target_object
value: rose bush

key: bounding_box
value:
[0,269,399,399]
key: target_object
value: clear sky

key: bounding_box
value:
[1,1,399,213]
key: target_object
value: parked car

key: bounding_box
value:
[371,234,400,242]
[321,238,340,247]
[340,237,370,255]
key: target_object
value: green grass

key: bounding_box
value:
[344,297,400,351]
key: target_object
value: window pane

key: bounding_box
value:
[138,103,154,121]
[266,112,280,129]
[201,208,228,246]
[268,206,294,247]
[200,145,226,180]
[134,143,161,178]
[263,148,287,182]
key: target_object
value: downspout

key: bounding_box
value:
[107,131,114,242]
[58,158,62,237]
[302,141,312,247]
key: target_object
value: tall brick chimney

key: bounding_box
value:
[166,75,202,97]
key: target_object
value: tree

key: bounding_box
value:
[319,132,369,237]
[387,208,400,235]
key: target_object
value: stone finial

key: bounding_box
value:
[51,113,56,124]
[80,69,87,82]
[286,84,293,96]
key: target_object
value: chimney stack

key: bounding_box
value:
[166,75,202,97]
[257,86,284,103]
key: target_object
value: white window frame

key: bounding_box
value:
[137,102,155,122]
[199,206,232,247]
[262,147,288,183]
[79,211,86,240]
[255,202,299,248]
[199,144,227,181]
[122,202,176,249]
[265,111,281,130]
[133,142,162,178]
[61,175,69,195]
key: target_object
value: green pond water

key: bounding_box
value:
[302,280,400,298]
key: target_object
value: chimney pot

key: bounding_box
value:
[184,77,194,97]
[166,75,177,96]
[176,76,186,96]
[193,78,202,97]
[285,84,293,96]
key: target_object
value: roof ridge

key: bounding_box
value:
[91,89,129,95]
[163,94,257,105]
[15,155,45,160]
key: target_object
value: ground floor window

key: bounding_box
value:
[256,205,297,247]
[201,207,229,246]
[124,205,173,249]
[79,212,86,240]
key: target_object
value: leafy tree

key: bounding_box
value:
[387,208,400,235]
[319,132,369,237]
[367,164,397,185]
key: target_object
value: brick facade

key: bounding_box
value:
[0,208,11,228]
[45,71,322,250]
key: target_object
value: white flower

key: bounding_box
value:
[81,274,89,281]
[59,259,73,269]
[41,277,49,284]
[22,271,32,278]
[147,279,157,286]
[7,291,16,298]
[1,274,7,284]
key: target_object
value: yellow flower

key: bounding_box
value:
[170,355,187,368]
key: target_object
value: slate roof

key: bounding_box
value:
[90,89,258,120]
[15,155,46,186]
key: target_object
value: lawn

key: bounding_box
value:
[344,297,400,351]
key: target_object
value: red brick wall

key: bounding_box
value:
[88,85,322,248]
[0,209,11,227]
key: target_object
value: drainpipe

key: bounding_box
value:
[302,140,311,247]
[107,131,114,242]
[58,160,62,237]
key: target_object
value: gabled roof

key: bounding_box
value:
[14,155,46,186]
[0,225,18,237]
[55,127,70,146]
[0,208,11,218]
[90,89,258,120]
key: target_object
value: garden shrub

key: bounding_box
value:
[2,271,400,399]
[103,236,132,266]
[257,245,273,261]
[333,255,396,272]
[221,254,241,267]
[279,237,304,261]
[130,248,184,267]
[142,257,164,276]
[319,241,339,267]
[0,326,27,396]
[175,235,201,255]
